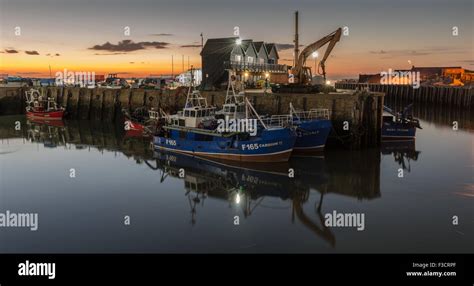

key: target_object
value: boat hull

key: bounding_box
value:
[292,119,332,155]
[153,127,296,163]
[26,110,64,120]
[124,119,150,138]
[381,122,416,140]
[125,120,145,132]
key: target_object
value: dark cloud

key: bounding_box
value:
[140,41,169,49]
[181,44,202,48]
[150,33,173,36]
[130,62,134,64]
[25,50,40,55]
[55,53,60,56]
[5,49,19,53]
[89,40,169,52]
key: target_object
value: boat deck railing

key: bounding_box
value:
[163,124,245,138]
[293,109,331,120]
[264,114,293,128]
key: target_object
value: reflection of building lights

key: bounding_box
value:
[236,38,242,45]
[326,80,331,85]
[312,51,318,58]
[244,72,249,78]
[235,193,241,204]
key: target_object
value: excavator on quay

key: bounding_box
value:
[272,11,342,93]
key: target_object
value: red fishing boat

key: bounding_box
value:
[122,107,160,137]
[25,89,65,120]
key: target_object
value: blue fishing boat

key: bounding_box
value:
[382,104,421,140]
[153,83,296,162]
[287,104,332,155]
[218,74,332,156]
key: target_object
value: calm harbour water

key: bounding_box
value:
[0,106,472,253]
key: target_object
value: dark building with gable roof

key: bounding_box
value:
[200,37,288,89]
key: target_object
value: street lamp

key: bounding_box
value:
[312,51,319,77]
[236,38,242,45]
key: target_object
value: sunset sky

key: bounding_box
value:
[0,0,472,80]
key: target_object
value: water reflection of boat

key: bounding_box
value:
[26,120,67,148]
[146,149,336,246]
[381,140,420,172]
[29,117,65,128]
[152,150,293,197]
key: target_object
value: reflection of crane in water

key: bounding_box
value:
[292,186,336,247]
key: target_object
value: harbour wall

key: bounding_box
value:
[0,86,384,148]
[335,82,474,109]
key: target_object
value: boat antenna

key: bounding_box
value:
[189,65,195,92]
[245,97,267,129]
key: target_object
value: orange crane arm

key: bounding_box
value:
[293,28,342,82]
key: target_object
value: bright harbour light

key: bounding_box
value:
[326,80,331,85]
[265,73,269,78]
[235,193,241,204]
[312,51,318,58]
[236,38,242,45]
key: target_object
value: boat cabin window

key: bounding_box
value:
[237,105,245,113]
[224,106,235,113]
